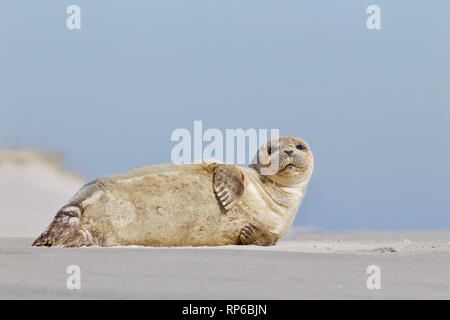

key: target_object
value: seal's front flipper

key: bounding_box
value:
[239,223,276,246]
[213,164,245,211]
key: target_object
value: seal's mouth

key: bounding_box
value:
[279,163,300,172]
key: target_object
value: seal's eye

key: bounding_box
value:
[296,144,306,151]
[267,146,277,155]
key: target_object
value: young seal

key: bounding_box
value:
[32,136,314,247]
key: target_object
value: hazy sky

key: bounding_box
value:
[1,1,449,230]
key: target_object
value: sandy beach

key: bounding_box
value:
[1,231,449,300]
[0,150,449,299]
[2,0,450,303]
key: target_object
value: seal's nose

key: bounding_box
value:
[284,150,294,156]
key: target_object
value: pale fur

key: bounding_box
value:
[33,136,313,247]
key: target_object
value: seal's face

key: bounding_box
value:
[252,136,313,186]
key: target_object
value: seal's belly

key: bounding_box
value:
[82,164,245,246]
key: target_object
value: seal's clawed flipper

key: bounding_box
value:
[239,223,276,246]
[213,164,245,210]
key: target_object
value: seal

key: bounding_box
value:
[32,136,314,247]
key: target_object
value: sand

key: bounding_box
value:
[0,150,84,238]
[0,231,449,300]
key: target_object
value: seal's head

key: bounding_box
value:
[251,136,314,186]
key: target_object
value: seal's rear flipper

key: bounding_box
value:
[32,204,98,247]
[32,205,83,247]
[32,182,103,247]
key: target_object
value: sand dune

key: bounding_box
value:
[0,150,84,238]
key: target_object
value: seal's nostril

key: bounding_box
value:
[284,150,294,156]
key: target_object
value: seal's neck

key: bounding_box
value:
[249,165,311,195]
[247,170,307,210]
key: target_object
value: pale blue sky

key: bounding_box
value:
[1,1,449,230]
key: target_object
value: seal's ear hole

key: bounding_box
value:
[258,149,271,167]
